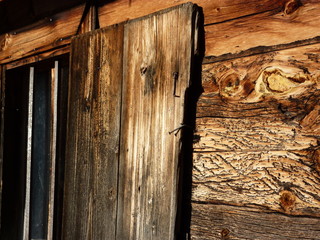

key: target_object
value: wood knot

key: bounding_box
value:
[140,66,148,75]
[221,228,230,239]
[284,0,302,15]
[219,72,253,101]
[280,190,296,212]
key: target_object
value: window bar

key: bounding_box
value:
[47,61,58,240]
[23,67,34,240]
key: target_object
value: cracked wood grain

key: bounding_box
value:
[204,1,320,60]
[193,44,320,218]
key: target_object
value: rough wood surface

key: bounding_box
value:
[190,203,320,240]
[0,5,84,64]
[205,0,320,60]
[193,44,320,217]
[62,26,124,240]
[5,46,69,70]
[99,0,287,27]
[116,4,198,239]
[0,0,298,65]
[63,3,198,239]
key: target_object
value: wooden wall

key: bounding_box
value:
[1,0,320,239]
[191,0,320,239]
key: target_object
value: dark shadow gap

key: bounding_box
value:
[175,5,205,240]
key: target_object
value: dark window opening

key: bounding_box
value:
[0,55,69,240]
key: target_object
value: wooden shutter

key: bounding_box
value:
[62,3,199,240]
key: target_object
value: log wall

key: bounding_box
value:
[1,0,320,239]
[191,0,320,239]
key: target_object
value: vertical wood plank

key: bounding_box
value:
[62,25,124,240]
[116,4,198,239]
[23,67,34,240]
[47,61,58,240]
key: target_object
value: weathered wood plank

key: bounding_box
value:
[116,3,198,239]
[192,150,320,216]
[205,1,320,60]
[190,203,320,240]
[99,0,287,27]
[196,44,320,151]
[193,44,320,216]
[5,45,69,70]
[47,61,58,240]
[0,0,296,65]
[62,25,124,240]
[195,117,319,151]
[0,5,84,64]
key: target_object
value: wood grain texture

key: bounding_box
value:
[99,0,287,27]
[0,4,84,64]
[190,203,320,240]
[205,1,320,59]
[62,25,124,240]
[5,45,69,70]
[63,3,198,239]
[116,4,198,239]
[193,44,320,216]
[0,0,298,65]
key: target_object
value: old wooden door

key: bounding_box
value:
[62,3,199,240]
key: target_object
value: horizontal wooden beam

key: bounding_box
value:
[205,1,320,60]
[98,0,287,27]
[1,0,319,68]
[190,203,320,240]
[0,0,289,65]
[6,45,69,70]
[0,5,84,65]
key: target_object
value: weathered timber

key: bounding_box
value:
[205,1,320,59]
[190,203,320,240]
[62,25,124,240]
[63,3,199,239]
[0,5,84,64]
[193,44,320,217]
[47,61,59,240]
[116,4,198,239]
[193,151,320,215]
[0,0,297,65]
[99,0,287,27]
[5,45,69,70]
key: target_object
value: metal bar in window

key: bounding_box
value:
[23,66,34,240]
[47,61,58,240]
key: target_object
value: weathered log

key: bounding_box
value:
[204,1,320,61]
[193,44,320,216]
[190,203,320,240]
